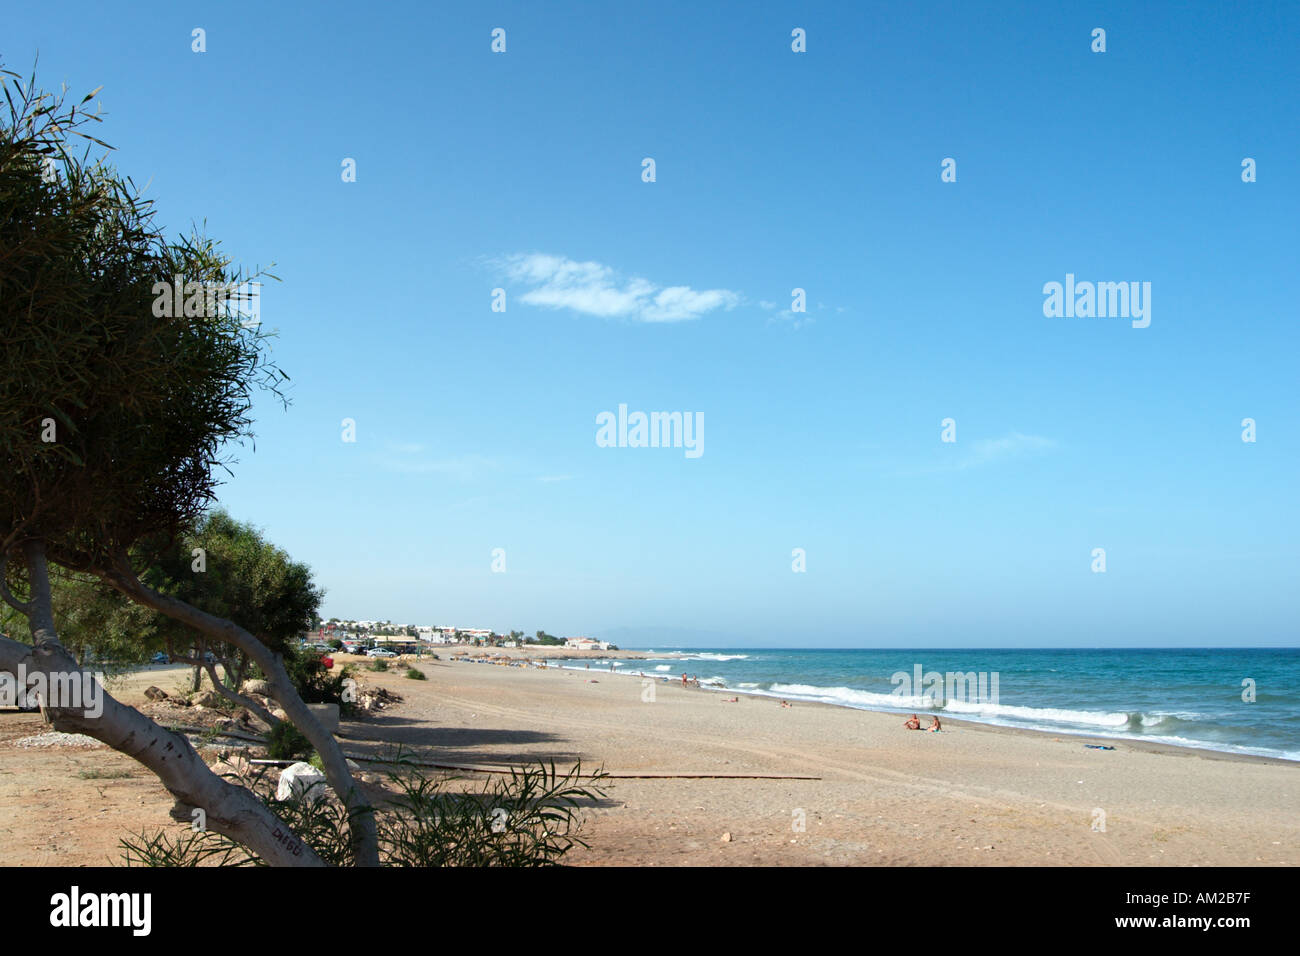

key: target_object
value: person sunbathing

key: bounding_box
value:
[928,716,942,732]
[903,714,921,730]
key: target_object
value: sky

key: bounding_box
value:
[5,1,1298,646]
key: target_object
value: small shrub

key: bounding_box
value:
[282,643,351,706]
[404,667,426,680]
[265,721,313,761]
[369,659,389,672]
[119,828,258,867]
[381,760,607,866]
[120,756,607,867]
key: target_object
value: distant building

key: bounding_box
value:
[564,637,610,651]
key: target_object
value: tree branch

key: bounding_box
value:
[102,552,379,867]
[201,660,280,729]
[0,551,32,615]
[4,541,324,866]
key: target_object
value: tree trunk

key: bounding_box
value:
[3,539,323,866]
[103,554,381,867]
[201,660,280,728]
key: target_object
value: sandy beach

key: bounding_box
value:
[2,656,1295,867]
[356,658,1299,866]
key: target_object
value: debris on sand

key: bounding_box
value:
[13,732,103,750]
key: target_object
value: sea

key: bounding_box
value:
[551,648,1300,762]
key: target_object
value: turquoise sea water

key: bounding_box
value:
[556,648,1300,762]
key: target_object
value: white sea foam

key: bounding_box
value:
[942,699,1130,728]
[767,682,1135,729]
[1143,711,1206,723]
[544,656,1298,763]
[767,683,936,710]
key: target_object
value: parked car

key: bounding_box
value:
[366,649,397,659]
[151,652,170,664]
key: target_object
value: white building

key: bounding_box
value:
[564,637,610,651]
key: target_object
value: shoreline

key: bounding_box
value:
[365,657,1298,865]
[5,658,1297,865]
[530,657,1300,768]
[432,647,662,661]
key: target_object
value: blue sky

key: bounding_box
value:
[7,1,1298,646]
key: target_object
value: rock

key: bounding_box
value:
[269,706,289,722]
[144,686,169,701]
[720,832,732,843]
[354,686,403,714]
[193,690,224,708]
[210,754,254,779]
[240,679,273,697]
[12,732,102,750]
[276,762,328,803]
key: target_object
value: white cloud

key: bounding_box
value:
[762,298,838,330]
[380,454,498,481]
[879,432,1058,478]
[962,432,1056,468]
[499,253,740,322]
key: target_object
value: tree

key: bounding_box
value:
[139,510,326,725]
[0,568,159,672]
[0,68,376,865]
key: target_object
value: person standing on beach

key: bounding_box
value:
[682,673,688,687]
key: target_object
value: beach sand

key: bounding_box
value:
[1,658,1295,866]
[343,658,1299,866]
